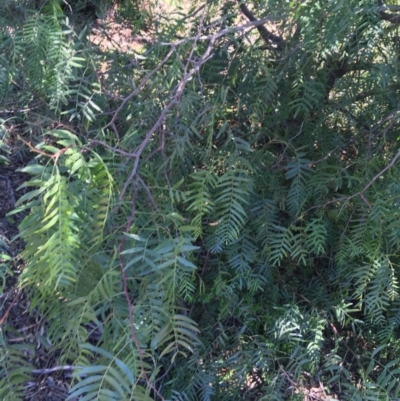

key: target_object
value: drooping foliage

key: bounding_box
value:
[2,0,400,400]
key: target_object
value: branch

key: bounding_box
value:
[89,140,136,157]
[116,180,165,400]
[117,35,216,204]
[359,149,400,194]
[379,9,400,23]
[159,16,274,46]
[107,18,272,132]
[16,134,72,163]
[31,365,83,375]
[105,46,176,129]
[0,290,20,325]
[302,148,400,217]
[325,63,370,98]
[378,0,400,24]
[237,1,284,50]
[137,175,160,212]
[380,10,400,24]
[180,3,206,21]
[99,16,280,208]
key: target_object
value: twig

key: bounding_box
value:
[31,365,83,375]
[117,180,165,401]
[371,110,400,133]
[180,4,206,21]
[0,290,21,325]
[301,149,400,217]
[137,175,159,212]
[105,46,176,129]
[89,140,136,157]
[356,148,400,195]
[0,102,43,114]
[159,17,273,46]
[16,134,71,163]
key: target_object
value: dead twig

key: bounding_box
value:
[0,290,21,325]
[31,365,83,375]
[16,134,72,163]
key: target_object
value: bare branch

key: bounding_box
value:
[89,139,136,157]
[380,10,400,23]
[378,0,400,23]
[237,1,284,50]
[360,149,400,194]
[31,365,83,375]
[105,46,176,129]
[137,175,159,212]
[116,180,165,400]
[0,290,20,325]
[106,17,276,133]
[159,17,274,45]
[117,36,216,204]
[302,148,400,218]
[180,4,206,21]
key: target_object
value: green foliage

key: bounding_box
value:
[14,130,112,294]
[0,334,34,401]
[2,0,400,400]
[68,344,151,401]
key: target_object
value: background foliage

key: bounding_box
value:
[2,0,400,399]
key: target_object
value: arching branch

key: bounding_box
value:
[378,0,400,24]
[237,1,284,50]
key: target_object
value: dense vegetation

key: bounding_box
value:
[2,0,400,399]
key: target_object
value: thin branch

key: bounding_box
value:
[371,109,400,133]
[89,139,136,157]
[159,17,274,46]
[0,102,43,114]
[377,0,400,12]
[302,148,400,218]
[105,46,176,129]
[379,9,400,24]
[117,35,216,204]
[137,175,159,212]
[31,366,83,375]
[0,290,21,325]
[359,149,400,194]
[180,3,206,21]
[117,181,165,400]
[16,134,71,163]
[375,0,400,23]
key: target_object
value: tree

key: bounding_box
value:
[1,0,400,399]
